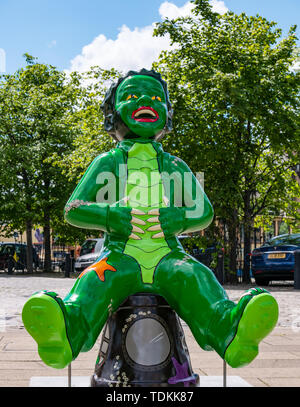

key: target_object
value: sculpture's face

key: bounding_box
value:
[115,75,168,140]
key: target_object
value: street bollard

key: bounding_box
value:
[7,255,14,275]
[223,360,227,387]
[68,363,72,387]
[294,250,300,290]
[64,253,71,278]
[69,250,75,274]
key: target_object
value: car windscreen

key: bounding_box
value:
[267,234,300,246]
[0,245,15,255]
[80,240,97,256]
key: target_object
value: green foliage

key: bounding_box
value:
[0,0,299,269]
[51,67,120,182]
[0,56,119,247]
[153,1,300,277]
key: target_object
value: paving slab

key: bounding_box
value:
[203,367,300,378]
[242,377,268,387]
[0,325,300,387]
[1,276,300,387]
[3,381,30,387]
[261,378,300,387]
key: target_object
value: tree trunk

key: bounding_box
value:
[243,190,252,283]
[26,220,33,274]
[243,222,252,283]
[227,210,238,284]
[43,212,52,272]
[22,168,34,273]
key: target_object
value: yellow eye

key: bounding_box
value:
[126,94,138,101]
[152,96,162,101]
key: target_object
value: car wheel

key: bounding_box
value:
[255,277,269,286]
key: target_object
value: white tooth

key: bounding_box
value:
[131,216,146,225]
[147,216,159,223]
[135,109,156,118]
[132,225,145,234]
[152,232,164,239]
[129,233,141,240]
[147,224,162,232]
[148,209,159,215]
[131,208,146,215]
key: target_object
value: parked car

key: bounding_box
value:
[0,242,39,273]
[251,233,300,286]
[74,238,104,272]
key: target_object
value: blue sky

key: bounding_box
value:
[0,0,299,74]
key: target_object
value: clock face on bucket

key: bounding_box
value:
[124,317,171,366]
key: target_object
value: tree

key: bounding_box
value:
[0,59,123,273]
[153,0,300,282]
[51,67,119,182]
[0,56,81,271]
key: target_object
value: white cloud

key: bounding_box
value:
[158,1,195,19]
[67,24,171,74]
[210,0,228,15]
[66,1,228,74]
[159,0,228,19]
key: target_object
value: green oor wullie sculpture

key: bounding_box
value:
[22,69,278,371]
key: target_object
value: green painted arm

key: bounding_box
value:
[64,151,132,237]
[64,153,112,231]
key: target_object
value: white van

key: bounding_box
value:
[74,238,104,272]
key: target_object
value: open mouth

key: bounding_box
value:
[131,106,159,122]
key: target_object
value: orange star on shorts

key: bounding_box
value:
[78,257,116,282]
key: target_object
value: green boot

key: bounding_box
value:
[224,288,279,368]
[22,291,73,369]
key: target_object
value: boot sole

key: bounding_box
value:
[22,293,72,369]
[224,293,279,368]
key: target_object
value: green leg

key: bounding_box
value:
[22,250,143,369]
[153,249,231,351]
[153,250,278,367]
[64,250,144,354]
